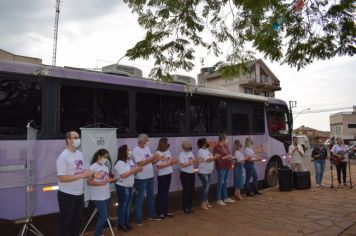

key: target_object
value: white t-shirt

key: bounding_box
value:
[197,148,214,174]
[133,146,154,179]
[88,162,110,201]
[179,151,195,173]
[115,159,136,187]
[56,149,85,196]
[156,150,173,176]
[234,150,245,162]
[288,144,304,164]
[331,144,349,162]
[244,147,255,160]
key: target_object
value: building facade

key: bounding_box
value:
[0,49,42,64]
[197,59,281,97]
[293,125,330,147]
[330,106,356,144]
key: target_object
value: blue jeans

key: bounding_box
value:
[93,199,110,236]
[198,173,211,202]
[216,169,229,201]
[233,163,244,189]
[314,159,325,184]
[116,185,133,226]
[135,177,156,223]
[244,162,258,193]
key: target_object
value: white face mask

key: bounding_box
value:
[127,151,133,158]
[72,139,81,149]
[99,158,107,165]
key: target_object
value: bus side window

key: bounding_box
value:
[0,78,42,136]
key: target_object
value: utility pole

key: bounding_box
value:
[289,100,297,131]
[52,0,61,66]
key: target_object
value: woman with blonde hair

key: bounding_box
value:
[244,137,262,196]
[232,140,245,200]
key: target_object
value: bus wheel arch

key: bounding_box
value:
[263,156,282,188]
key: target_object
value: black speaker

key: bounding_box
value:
[278,166,293,191]
[293,171,311,190]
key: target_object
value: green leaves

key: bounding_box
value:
[124,0,356,81]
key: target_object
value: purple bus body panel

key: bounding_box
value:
[0,135,287,220]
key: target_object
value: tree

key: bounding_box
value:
[123,0,356,80]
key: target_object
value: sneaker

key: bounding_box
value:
[207,202,213,208]
[217,200,226,206]
[125,223,133,230]
[183,208,191,214]
[159,214,165,219]
[136,222,143,226]
[224,198,235,203]
[148,216,162,221]
[316,184,320,188]
[165,213,174,217]
[118,225,129,232]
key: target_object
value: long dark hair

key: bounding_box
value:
[116,144,129,163]
[91,149,109,164]
[157,137,169,152]
[197,138,207,149]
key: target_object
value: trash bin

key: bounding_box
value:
[278,166,293,191]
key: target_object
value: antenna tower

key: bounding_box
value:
[52,0,61,66]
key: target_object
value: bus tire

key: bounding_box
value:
[264,157,282,188]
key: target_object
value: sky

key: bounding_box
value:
[0,0,355,132]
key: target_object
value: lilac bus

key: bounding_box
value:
[0,60,291,220]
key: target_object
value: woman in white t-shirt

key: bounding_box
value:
[155,137,178,219]
[197,138,219,210]
[244,137,262,196]
[87,149,114,236]
[232,140,245,200]
[114,145,142,232]
[179,141,198,214]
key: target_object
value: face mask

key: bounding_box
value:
[146,141,150,146]
[127,151,133,157]
[73,139,81,149]
[99,158,107,165]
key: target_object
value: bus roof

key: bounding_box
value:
[0,59,287,106]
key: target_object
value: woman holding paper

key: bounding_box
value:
[244,137,262,196]
[233,140,245,200]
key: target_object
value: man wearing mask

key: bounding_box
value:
[56,131,98,236]
[133,134,162,225]
[288,136,305,172]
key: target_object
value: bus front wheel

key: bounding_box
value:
[264,158,282,188]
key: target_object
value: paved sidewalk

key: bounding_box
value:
[86,163,356,236]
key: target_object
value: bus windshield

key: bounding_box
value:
[267,108,290,136]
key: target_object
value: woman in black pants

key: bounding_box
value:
[178,141,197,214]
[331,137,349,186]
[155,137,178,219]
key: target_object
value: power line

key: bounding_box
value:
[294,106,353,114]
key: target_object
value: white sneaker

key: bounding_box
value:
[224,198,235,203]
[316,184,320,188]
[217,200,226,206]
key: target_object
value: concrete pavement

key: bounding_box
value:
[85,159,356,236]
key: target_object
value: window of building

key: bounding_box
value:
[263,91,270,97]
[260,70,269,84]
[348,124,356,128]
[245,88,253,94]
[60,85,129,134]
[0,78,42,136]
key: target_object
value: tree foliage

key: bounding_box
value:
[123,0,356,80]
